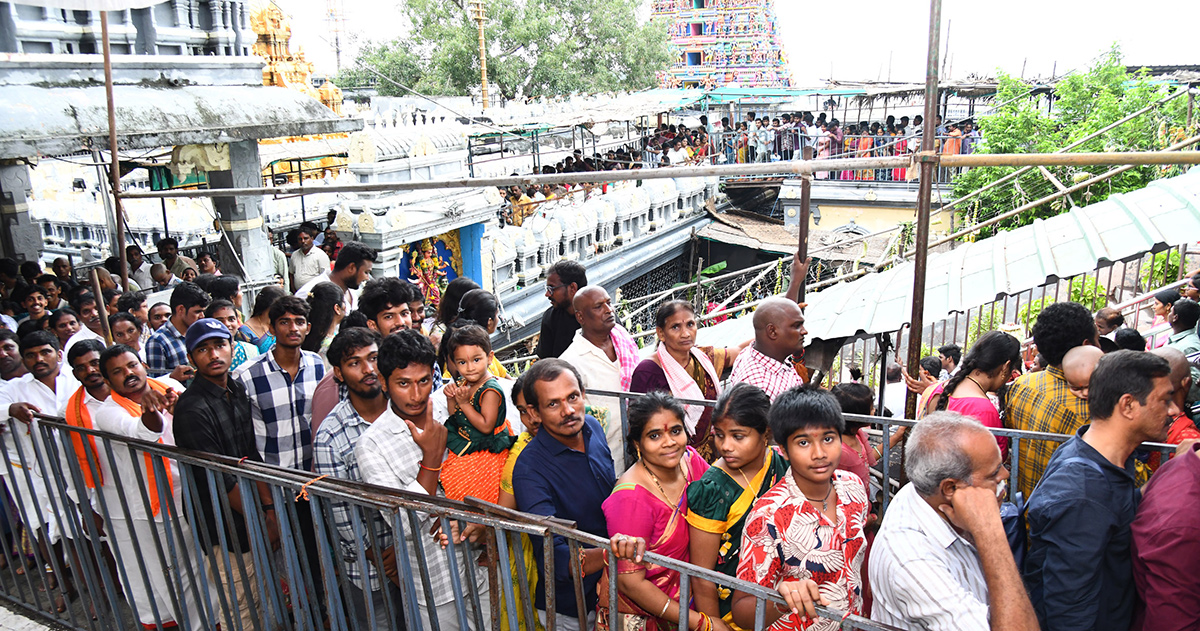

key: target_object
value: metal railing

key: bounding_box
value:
[1,412,895,631]
[703,130,966,184]
[588,388,1178,514]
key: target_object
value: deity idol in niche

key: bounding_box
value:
[410,238,449,307]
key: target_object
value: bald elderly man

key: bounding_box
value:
[1150,347,1200,444]
[558,285,641,472]
[728,296,807,401]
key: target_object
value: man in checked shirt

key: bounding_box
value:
[234,295,328,620]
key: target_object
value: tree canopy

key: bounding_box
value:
[951,46,1194,239]
[335,0,670,101]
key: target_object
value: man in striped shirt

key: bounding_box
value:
[869,412,1037,631]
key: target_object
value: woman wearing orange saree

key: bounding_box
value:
[858,126,875,181]
[599,393,724,631]
[840,124,856,180]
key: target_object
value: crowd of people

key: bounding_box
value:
[498,111,980,225]
[0,238,1197,631]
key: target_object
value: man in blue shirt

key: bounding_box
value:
[1025,350,1180,631]
[512,359,615,631]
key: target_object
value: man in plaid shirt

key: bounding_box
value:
[235,296,325,470]
[357,329,490,631]
[145,282,208,382]
[1004,302,1097,499]
[729,296,807,401]
[312,327,404,629]
[234,295,330,618]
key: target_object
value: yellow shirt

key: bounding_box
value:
[1004,365,1090,499]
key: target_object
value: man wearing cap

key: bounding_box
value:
[174,318,279,631]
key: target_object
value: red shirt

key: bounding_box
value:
[1131,450,1200,631]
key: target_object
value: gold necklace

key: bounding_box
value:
[729,458,761,490]
[965,375,988,394]
[642,460,683,506]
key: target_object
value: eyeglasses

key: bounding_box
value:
[546,283,565,293]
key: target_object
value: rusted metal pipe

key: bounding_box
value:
[120,149,1200,202]
[797,173,812,304]
[905,0,943,420]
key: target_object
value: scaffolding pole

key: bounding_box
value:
[905,0,942,420]
[120,151,1200,201]
[100,12,130,292]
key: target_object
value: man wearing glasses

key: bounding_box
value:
[535,260,586,359]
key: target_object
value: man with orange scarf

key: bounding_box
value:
[61,338,114,610]
[93,344,215,630]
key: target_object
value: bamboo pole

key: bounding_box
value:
[100,12,130,292]
[120,150,1200,201]
[90,270,113,345]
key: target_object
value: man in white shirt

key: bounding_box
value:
[882,362,909,416]
[126,245,155,291]
[869,411,1037,631]
[62,292,105,356]
[356,329,490,631]
[0,330,77,570]
[294,240,377,315]
[558,286,639,472]
[94,343,215,629]
[290,222,331,290]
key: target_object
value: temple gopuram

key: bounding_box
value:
[654,0,792,88]
[251,5,348,185]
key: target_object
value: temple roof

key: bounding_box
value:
[0,54,361,159]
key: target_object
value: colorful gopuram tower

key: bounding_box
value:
[653,0,793,89]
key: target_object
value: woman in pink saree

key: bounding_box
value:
[600,393,722,631]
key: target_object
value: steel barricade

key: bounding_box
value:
[0,414,903,631]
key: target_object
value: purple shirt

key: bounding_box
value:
[1131,450,1200,631]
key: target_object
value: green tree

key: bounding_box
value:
[953,46,1193,239]
[336,0,670,100]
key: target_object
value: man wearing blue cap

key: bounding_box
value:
[174,318,279,631]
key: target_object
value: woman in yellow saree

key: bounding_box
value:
[685,384,788,631]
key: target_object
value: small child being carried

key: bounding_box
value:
[440,323,516,503]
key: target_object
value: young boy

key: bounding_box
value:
[731,385,870,630]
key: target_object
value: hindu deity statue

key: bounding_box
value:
[410,239,449,307]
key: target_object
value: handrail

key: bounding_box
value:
[15,413,901,631]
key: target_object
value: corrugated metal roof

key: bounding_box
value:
[692,166,1200,347]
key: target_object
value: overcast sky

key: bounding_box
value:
[285,0,1200,86]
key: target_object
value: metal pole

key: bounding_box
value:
[100,12,130,292]
[160,198,169,241]
[905,0,942,420]
[797,173,811,303]
[120,150,1200,201]
[473,0,489,110]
